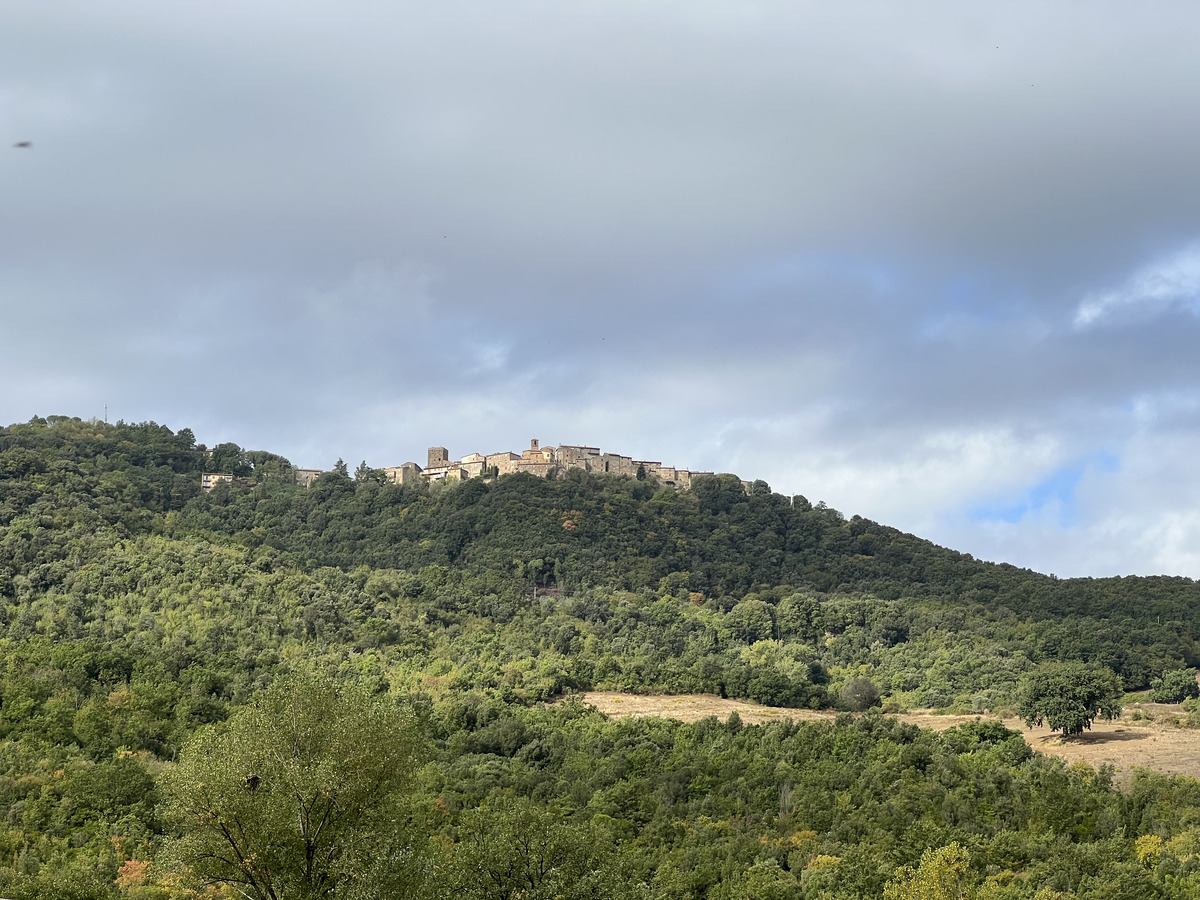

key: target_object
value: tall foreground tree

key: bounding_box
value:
[160,673,430,900]
[1017,661,1123,737]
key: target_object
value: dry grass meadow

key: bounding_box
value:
[578,692,1200,784]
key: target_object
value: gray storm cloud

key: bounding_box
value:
[3,0,1200,576]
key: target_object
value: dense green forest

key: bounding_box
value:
[2,415,1200,898]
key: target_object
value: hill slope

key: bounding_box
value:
[2,415,1196,707]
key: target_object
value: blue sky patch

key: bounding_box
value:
[970,451,1119,527]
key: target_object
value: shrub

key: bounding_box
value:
[841,677,881,712]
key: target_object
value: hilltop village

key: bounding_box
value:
[380,439,716,489]
[201,439,722,493]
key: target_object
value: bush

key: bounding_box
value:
[841,677,881,712]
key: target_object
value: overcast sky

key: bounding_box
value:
[4,1,1200,578]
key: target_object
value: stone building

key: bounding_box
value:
[486,451,521,475]
[382,462,423,485]
[460,452,487,478]
[294,467,323,489]
[599,453,636,478]
[423,447,465,482]
[651,465,709,489]
[558,445,601,473]
[515,439,556,477]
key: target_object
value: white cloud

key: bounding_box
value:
[1075,244,1200,327]
[756,426,1067,534]
[945,425,1200,576]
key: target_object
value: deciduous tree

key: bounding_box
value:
[160,673,429,900]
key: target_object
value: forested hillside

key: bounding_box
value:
[2,415,1200,899]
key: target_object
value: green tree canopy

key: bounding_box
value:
[160,673,429,900]
[208,442,252,476]
[883,842,975,900]
[1149,667,1199,703]
[451,797,633,900]
[1017,661,1123,736]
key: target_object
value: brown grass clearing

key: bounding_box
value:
[578,692,1200,784]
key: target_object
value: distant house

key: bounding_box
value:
[460,452,487,478]
[486,450,521,475]
[423,447,465,482]
[382,462,423,485]
[294,468,324,489]
[200,472,234,493]
[558,445,601,473]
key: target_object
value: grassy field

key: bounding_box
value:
[579,692,1200,784]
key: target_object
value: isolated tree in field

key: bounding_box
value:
[1017,661,1122,737]
[160,673,429,900]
